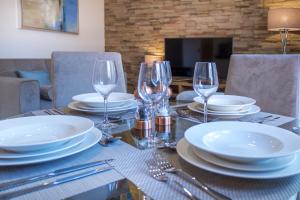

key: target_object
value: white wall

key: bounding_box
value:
[0,0,104,58]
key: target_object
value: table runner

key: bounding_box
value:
[112,149,300,200]
[0,142,137,200]
[0,110,297,200]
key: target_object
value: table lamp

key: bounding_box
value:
[144,55,163,64]
[268,8,300,54]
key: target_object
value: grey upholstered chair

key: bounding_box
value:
[51,52,127,108]
[225,54,300,117]
[0,59,52,119]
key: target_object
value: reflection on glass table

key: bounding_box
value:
[67,178,151,200]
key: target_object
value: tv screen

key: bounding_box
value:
[165,38,232,80]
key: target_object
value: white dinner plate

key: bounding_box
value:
[0,116,94,152]
[188,102,260,118]
[0,134,86,159]
[68,101,137,114]
[185,122,300,163]
[192,147,296,172]
[192,103,251,114]
[72,92,135,108]
[0,128,101,166]
[177,138,300,179]
[193,95,256,111]
[75,100,137,111]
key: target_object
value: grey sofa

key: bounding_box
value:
[51,52,127,108]
[0,59,52,119]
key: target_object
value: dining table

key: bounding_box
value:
[0,101,300,200]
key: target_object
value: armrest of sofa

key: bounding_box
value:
[0,76,40,119]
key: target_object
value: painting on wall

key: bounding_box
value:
[21,0,79,34]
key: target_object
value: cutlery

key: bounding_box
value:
[157,142,177,150]
[176,109,202,123]
[98,132,122,146]
[259,116,280,124]
[153,152,231,200]
[44,109,65,115]
[146,160,200,200]
[241,115,272,123]
[0,166,113,199]
[0,159,113,192]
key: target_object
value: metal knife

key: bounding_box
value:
[0,166,113,199]
[0,159,113,192]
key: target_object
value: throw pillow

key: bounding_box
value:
[16,70,51,85]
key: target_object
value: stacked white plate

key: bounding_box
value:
[177,122,300,179]
[68,92,137,114]
[188,95,260,118]
[0,115,101,166]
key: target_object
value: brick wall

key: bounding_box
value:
[105,0,300,92]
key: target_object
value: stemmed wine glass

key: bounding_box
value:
[138,61,168,142]
[157,61,172,116]
[92,59,118,129]
[193,62,219,123]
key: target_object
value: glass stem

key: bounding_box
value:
[104,96,108,125]
[150,102,156,139]
[203,98,208,123]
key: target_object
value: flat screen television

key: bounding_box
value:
[164,38,233,80]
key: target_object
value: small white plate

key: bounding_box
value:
[194,95,256,111]
[185,122,300,163]
[192,147,296,172]
[72,92,135,108]
[68,101,137,114]
[177,138,300,179]
[0,134,86,159]
[188,102,260,118]
[0,116,94,152]
[0,128,101,166]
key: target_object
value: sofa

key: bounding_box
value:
[0,59,53,119]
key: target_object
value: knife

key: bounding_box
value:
[0,159,113,192]
[0,166,113,199]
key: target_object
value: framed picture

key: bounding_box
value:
[20,0,79,34]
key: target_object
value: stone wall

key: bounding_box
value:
[105,0,300,92]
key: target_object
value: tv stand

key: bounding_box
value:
[171,76,226,98]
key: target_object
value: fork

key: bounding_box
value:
[153,152,231,200]
[44,109,65,115]
[146,160,200,200]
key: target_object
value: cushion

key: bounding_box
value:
[16,70,51,85]
[40,85,53,101]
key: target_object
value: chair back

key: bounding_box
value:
[51,52,127,108]
[225,54,300,117]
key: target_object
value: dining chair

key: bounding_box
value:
[225,54,300,117]
[51,52,127,108]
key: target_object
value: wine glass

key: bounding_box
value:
[138,61,168,142]
[157,61,172,116]
[92,59,118,129]
[163,61,172,86]
[193,62,219,123]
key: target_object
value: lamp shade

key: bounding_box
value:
[268,8,300,31]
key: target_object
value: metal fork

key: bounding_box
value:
[146,160,200,200]
[44,109,65,115]
[153,152,231,200]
